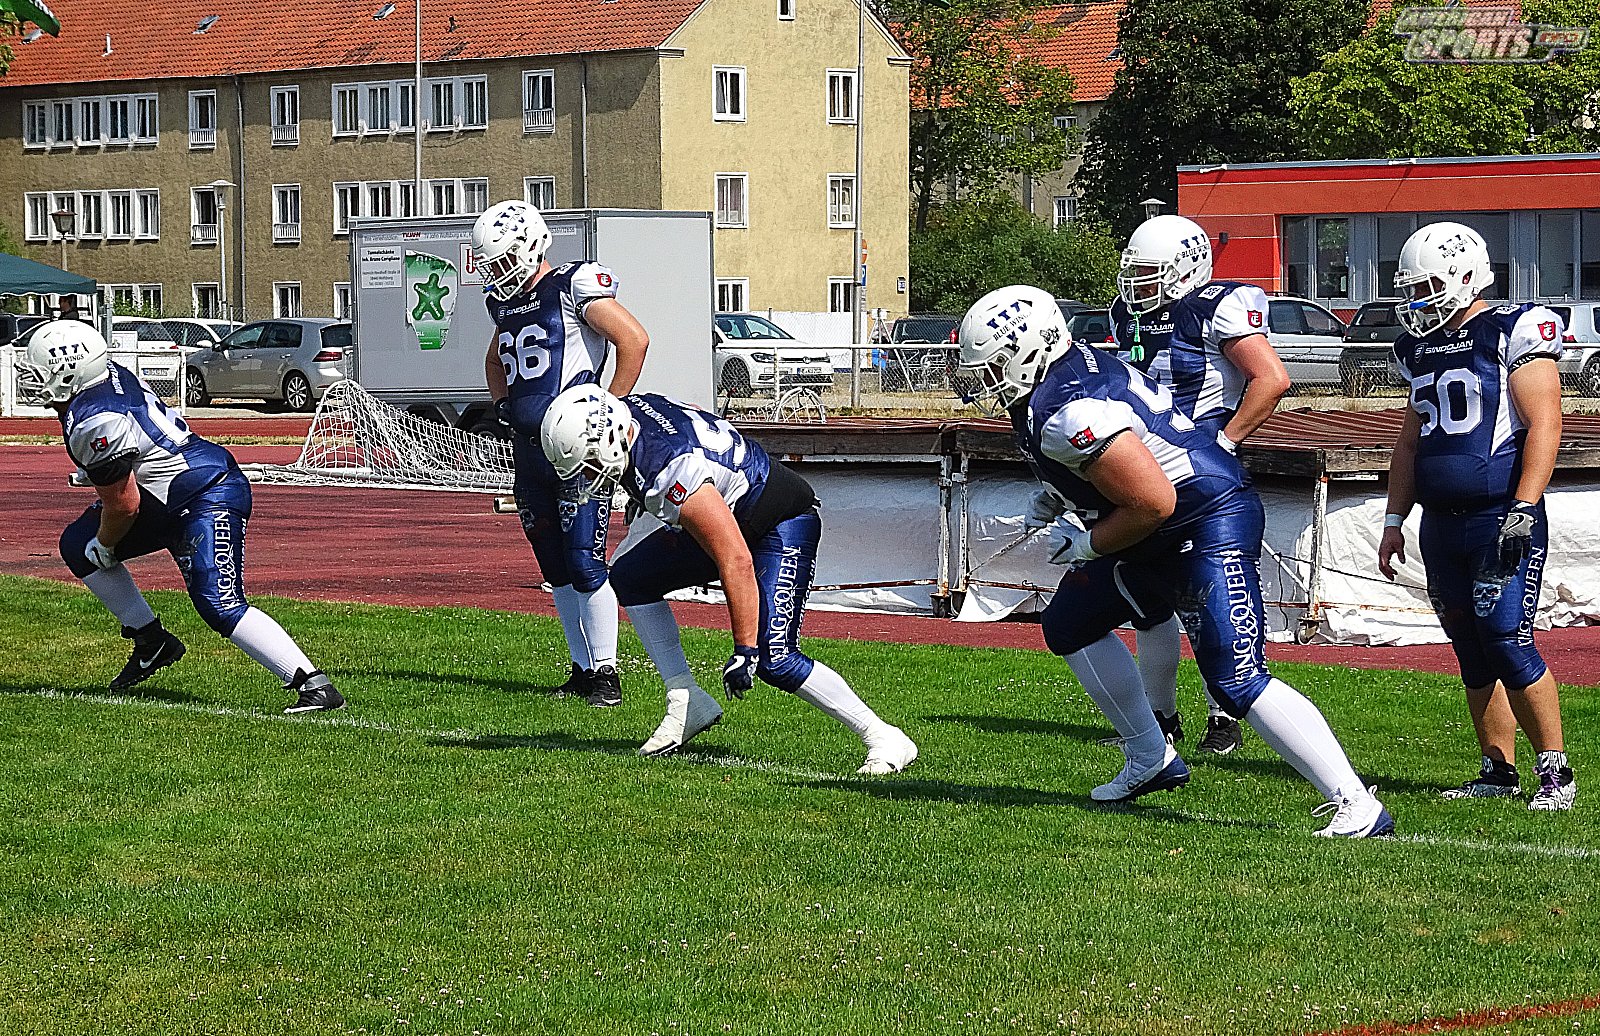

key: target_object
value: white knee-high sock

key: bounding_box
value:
[625,601,691,684]
[793,662,881,737]
[229,607,317,684]
[1065,633,1166,766]
[1136,617,1181,717]
[550,585,592,669]
[1244,678,1367,801]
[577,582,619,670]
[84,566,157,629]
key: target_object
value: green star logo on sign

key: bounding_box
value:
[411,272,450,321]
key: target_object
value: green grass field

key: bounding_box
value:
[1,573,1596,1036]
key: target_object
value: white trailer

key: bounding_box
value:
[348,209,714,431]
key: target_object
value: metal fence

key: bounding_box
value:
[714,344,981,420]
[1,345,185,417]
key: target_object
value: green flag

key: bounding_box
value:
[2,0,61,35]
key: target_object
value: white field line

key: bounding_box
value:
[21,690,1600,858]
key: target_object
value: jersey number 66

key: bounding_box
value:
[498,325,552,384]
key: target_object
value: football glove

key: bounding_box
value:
[1047,527,1101,569]
[85,536,118,571]
[494,397,514,431]
[1024,489,1069,532]
[722,646,759,700]
[1497,501,1538,574]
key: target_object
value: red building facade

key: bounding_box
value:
[1178,153,1600,317]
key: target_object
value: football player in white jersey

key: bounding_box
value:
[18,322,343,713]
[1067,215,1290,755]
[1379,222,1576,811]
[473,200,650,707]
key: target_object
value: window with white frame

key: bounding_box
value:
[461,78,488,129]
[108,191,134,239]
[79,98,103,144]
[430,180,457,216]
[828,277,854,314]
[24,194,50,241]
[397,82,415,131]
[524,176,556,210]
[334,282,353,320]
[1053,196,1077,228]
[714,174,747,228]
[778,0,795,18]
[462,178,489,214]
[51,100,73,143]
[398,181,417,217]
[1054,114,1077,134]
[333,182,360,235]
[135,96,158,142]
[367,181,393,219]
[713,67,746,122]
[136,190,161,240]
[24,102,47,147]
[191,188,220,244]
[430,80,455,130]
[271,86,299,144]
[106,97,130,143]
[366,83,392,133]
[189,91,217,148]
[274,282,302,318]
[827,175,855,228]
[333,85,360,136]
[273,184,301,243]
[50,192,76,235]
[523,70,555,132]
[79,192,104,238]
[827,70,855,124]
[108,284,137,308]
[193,283,222,319]
[139,284,163,313]
[716,278,748,312]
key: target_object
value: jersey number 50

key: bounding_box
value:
[1411,369,1483,436]
[498,325,551,385]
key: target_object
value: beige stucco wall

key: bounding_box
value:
[658,0,911,322]
[1019,101,1100,221]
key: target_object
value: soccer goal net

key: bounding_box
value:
[241,380,515,494]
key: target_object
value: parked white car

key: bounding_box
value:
[1548,302,1600,396]
[107,317,184,389]
[1263,295,1348,387]
[713,312,835,397]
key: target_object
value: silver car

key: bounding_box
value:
[184,318,353,411]
[1547,303,1600,396]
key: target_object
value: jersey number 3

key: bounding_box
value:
[498,325,552,385]
[1412,369,1483,436]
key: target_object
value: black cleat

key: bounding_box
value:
[1441,755,1522,800]
[553,662,590,697]
[110,620,187,690]
[1155,710,1184,745]
[284,669,345,714]
[1198,714,1244,755]
[586,665,622,708]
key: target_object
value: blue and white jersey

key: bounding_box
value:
[60,362,237,509]
[1395,303,1564,511]
[621,393,772,529]
[1011,344,1249,538]
[487,260,619,433]
[1107,297,1174,375]
[1144,281,1269,434]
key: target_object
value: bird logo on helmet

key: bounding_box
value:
[471,200,553,302]
[15,320,112,404]
[957,285,1072,412]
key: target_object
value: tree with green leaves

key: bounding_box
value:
[1290,0,1600,159]
[1078,0,1369,236]
[908,193,1118,313]
[887,0,1078,233]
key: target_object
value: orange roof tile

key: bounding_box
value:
[0,0,708,89]
[1369,0,1521,25]
[1017,2,1123,103]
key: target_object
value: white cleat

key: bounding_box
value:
[1312,786,1395,838]
[638,684,723,757]
[858,724,918,775]
[1090,744,1191,802]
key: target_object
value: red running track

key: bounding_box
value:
[3,442,1598,683]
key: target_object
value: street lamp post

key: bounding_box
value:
[50,207,74,272]
[374,1,423,205]
[209,179,236,320]
[849,0,866,407]
[1141,197,1167,221]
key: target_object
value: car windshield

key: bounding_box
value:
[894,317,958,343]
[717,315,794,341]
[1353,304,1400,327]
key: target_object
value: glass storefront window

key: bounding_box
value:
[1582,211,1600,300]
[1420,212,1509,298]
[1377,215,1413,299]
[1537,211,1575,299]
[1283,216,1309,297]
[1314,217,1351,299]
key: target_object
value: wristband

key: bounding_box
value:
[1383,513,1405,530]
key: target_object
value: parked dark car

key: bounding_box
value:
[878,314,959,392]
[1066,308,1114,349]
[1055,298,1090,319]
[1339,300,1406,396]
[0,313,48,346]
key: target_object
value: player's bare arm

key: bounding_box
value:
[1219,332,1291,445]
[93,469,142,550]
[584,298,651,397]
[677,483,760,646]
[1079,433,1177,555]
[1378,408,1423,580]
[1508,357,1561,504]
[485,334,508,402]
